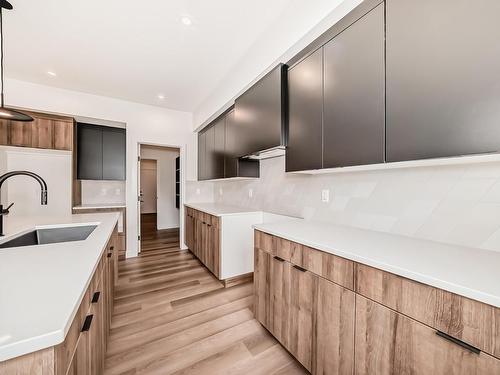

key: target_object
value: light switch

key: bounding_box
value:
[321,189,330,203]
[219,188,223,196]
[196,188,201,195]
[248,188,253,198]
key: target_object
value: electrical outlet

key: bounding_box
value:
[321,189,330,203]
[115,188,121,195]
[248,188,253,198]
[196,188,201,195]
[219,188,223,196]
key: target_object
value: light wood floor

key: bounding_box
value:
[104,214,307,375]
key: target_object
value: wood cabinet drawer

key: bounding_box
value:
[290,242,354,290]
[355,295,500,375]
[254,230,293,261]
[356,263,500,358]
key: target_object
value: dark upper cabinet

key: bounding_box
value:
[102,127,126,180]
[77,125,103,180]
[386,0,500,162]
[323,4,385,168]
[213,118,225,179]
[224,110,238,178]
[205,125,215,180]
[286,48,324,172]
[234,64,287,157]
[77,124,126,181]
[197,131,207,180]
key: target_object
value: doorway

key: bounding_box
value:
[138,144,181,252]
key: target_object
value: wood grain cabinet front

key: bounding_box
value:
[253,230,500,375]
[355,295,500,375]
[0,111,74,151]
[185,208,221,279]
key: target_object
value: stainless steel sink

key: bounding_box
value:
[0,225,97,249]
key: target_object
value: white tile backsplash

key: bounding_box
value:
[186,155,500,252]
[80,180,126,205]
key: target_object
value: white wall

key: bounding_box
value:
[187,156,500,253]
[140,146,180,229]
[0,146,72,218]
[193,0,363,128]
[4,78,196,256]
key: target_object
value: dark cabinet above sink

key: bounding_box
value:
[77,123,126,181]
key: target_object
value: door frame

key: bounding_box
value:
[136,142,184,253]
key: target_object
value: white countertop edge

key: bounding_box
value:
[0,330,64,362]
[73,205,126,210]
[0,213,119,362]
[253,224,500,308]
[184,202,261,217]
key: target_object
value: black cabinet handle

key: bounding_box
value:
[91,291,101,303]
[107,253,112,258]
[273,256,285,262]
[293,265,307,272]
[207,224,212,227]
[110,246,114,251]
[81,314,93,332]
[435,331,481,354]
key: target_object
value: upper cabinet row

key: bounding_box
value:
[198,109,259,180]
[0,111,74,151]
[287,0,500,171]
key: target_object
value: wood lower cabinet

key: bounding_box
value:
[314,278,355,375]
[254,230,500,375]
[185,207,221,278]
[288,265,317,371]
[355,295,500,375]
[2,226,118,375]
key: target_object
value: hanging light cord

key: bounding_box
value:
[0,7,4,107]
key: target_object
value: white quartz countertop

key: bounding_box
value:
[253,220,500,308]
[73,203,126,210]
[0,212,120,361]
[185,202,261,216]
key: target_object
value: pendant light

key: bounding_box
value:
[0,0,32,122]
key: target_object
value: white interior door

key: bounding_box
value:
[140,159,157,214]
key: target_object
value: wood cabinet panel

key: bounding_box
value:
[356,263,500,358]
[355,295,500,375]
[268,255,291,346]
[31,118,54,149]
[9,121,32,147]
[254,247,270,330]
[290,242,354,289]
[313,278,355,375]
[53,120,73,150]
[288,265,317,372]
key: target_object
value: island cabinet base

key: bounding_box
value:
[0,226,119,375]
[253,230,500,375]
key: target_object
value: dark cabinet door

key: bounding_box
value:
[286,48,324,172]
[102,128,126,180]
[323,3,385,168]
[213,118,225,179]
[386,0,500,162]
[198,131,206,180]
[205,125,215,180]
[224,109,238,178]
[77,125,103,180]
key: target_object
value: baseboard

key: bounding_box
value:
[222,272,254,288]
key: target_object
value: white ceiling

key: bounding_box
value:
[3,0,345,113]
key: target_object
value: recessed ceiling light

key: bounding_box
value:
[181,16,192,26]
[47,71,57,77]
[157,94,165,100]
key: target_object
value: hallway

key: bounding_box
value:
[104,215,305,374]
